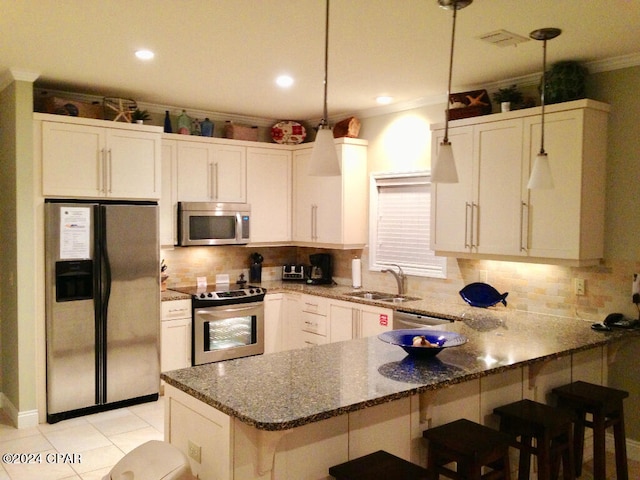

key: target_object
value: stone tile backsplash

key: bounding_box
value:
[161,245,639,320]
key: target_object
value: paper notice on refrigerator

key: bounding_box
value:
[60,207,91,259]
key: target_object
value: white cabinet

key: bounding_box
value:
[264,293,284,354]
[290,294,329,349]
[176,137,246,203]
[246,147,292,244]
[522,107,608,263]
[160,139,178,246]
[430,99,608,266]
[161,299,192,372]
[39,115,162,200]
[431,119,523,256]
[292,139,368,248]
[281,292,302,351]
[329,300,392,343]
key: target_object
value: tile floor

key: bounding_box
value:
[1,398,638,479]
[0,398,164,480]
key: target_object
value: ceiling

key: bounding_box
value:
[2,0,640,122]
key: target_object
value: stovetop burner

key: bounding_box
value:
[173,283,266,302]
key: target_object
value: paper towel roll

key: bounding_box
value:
[352,258,362,288]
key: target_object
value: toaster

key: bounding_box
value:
[282,264,306,281]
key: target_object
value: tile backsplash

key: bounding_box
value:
[161,245,639,320]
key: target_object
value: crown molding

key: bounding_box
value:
[0,68,40,92]
[355,52,640,119]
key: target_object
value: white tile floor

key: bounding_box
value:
[0,398,164,480]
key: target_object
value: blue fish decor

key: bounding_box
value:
[459,282,508,308]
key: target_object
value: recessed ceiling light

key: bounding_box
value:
[276,75,294,88]
[135,49,155,60]
[376,96,393,105]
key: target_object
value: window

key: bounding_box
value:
[369,171,447,279]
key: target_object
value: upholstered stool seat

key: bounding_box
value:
[493,399,575,480]
[328,450,429,480]
[422,418,512,480]
[552,381,629,480]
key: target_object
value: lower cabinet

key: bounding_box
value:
[161,299,192,373]
[329,300,393,343]
[264,293,284,354]
[269,293,394,353]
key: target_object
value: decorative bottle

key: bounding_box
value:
[177,110,192,135]
[163,111,172,133]
[201,118,214,137]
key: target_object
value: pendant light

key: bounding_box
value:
[432,0,472,184]
[309,0,340,176]
[527,27,561,189]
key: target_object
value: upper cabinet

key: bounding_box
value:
[38,114,162,200]
[431,99,609,266]
[246,146,292,244]
[292,138,368,248]
[176,137,246,203]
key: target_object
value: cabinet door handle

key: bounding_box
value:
[471,202,479,248]
[214,162,219,200]
[520,201,529,252]
[464,202,472,248]
[107,148,112,193]
[351,309,359,339]
[208,162,214,199]
[98,148,105,193]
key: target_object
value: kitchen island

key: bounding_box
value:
[161,308,639,479]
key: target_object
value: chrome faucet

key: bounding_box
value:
[381,264,405,296]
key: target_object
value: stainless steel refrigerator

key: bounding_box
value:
[45,200,160,423]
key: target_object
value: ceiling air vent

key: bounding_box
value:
[478,29,530,47]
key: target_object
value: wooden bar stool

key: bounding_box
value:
[552,381,629,480]
[422,418,512,480]
[493,399,575,480]
[329,450,429,480]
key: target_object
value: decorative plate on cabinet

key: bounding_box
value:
[271,121,306,144]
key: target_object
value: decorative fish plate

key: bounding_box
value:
[459,282,508,308]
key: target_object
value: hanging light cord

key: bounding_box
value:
[539,38,548,155]
[443,3,459,143]
[320,0,330,128]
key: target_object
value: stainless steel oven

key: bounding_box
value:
[174,284,266,365]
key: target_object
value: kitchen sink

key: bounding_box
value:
[347,291,421,303]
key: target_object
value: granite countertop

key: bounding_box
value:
[161,290,191,301]
[161,303,640,431]
[255,280,470,320]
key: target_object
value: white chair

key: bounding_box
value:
[102,440,195,480]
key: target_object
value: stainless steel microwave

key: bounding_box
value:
[178,202,250,246]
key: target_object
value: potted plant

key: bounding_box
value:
[131,108,151,124]
[492,85,524,112]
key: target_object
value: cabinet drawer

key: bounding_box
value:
[300,330,329,348]
[161,299,191,321]
[301,295,328,316]
[301,311,327,336]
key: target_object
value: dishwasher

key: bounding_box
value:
[393,310,454,329]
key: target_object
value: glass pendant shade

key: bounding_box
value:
[527,152,554,189]
[309,127,340,176]
[432,141,459,183]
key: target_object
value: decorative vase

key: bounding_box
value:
[500,102,511,112]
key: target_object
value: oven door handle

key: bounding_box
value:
[196,303,262,316]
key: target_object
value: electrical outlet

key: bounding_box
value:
[574,278,585,296]
[188,440,201,463]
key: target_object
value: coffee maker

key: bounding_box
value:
[307,253,333,285]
